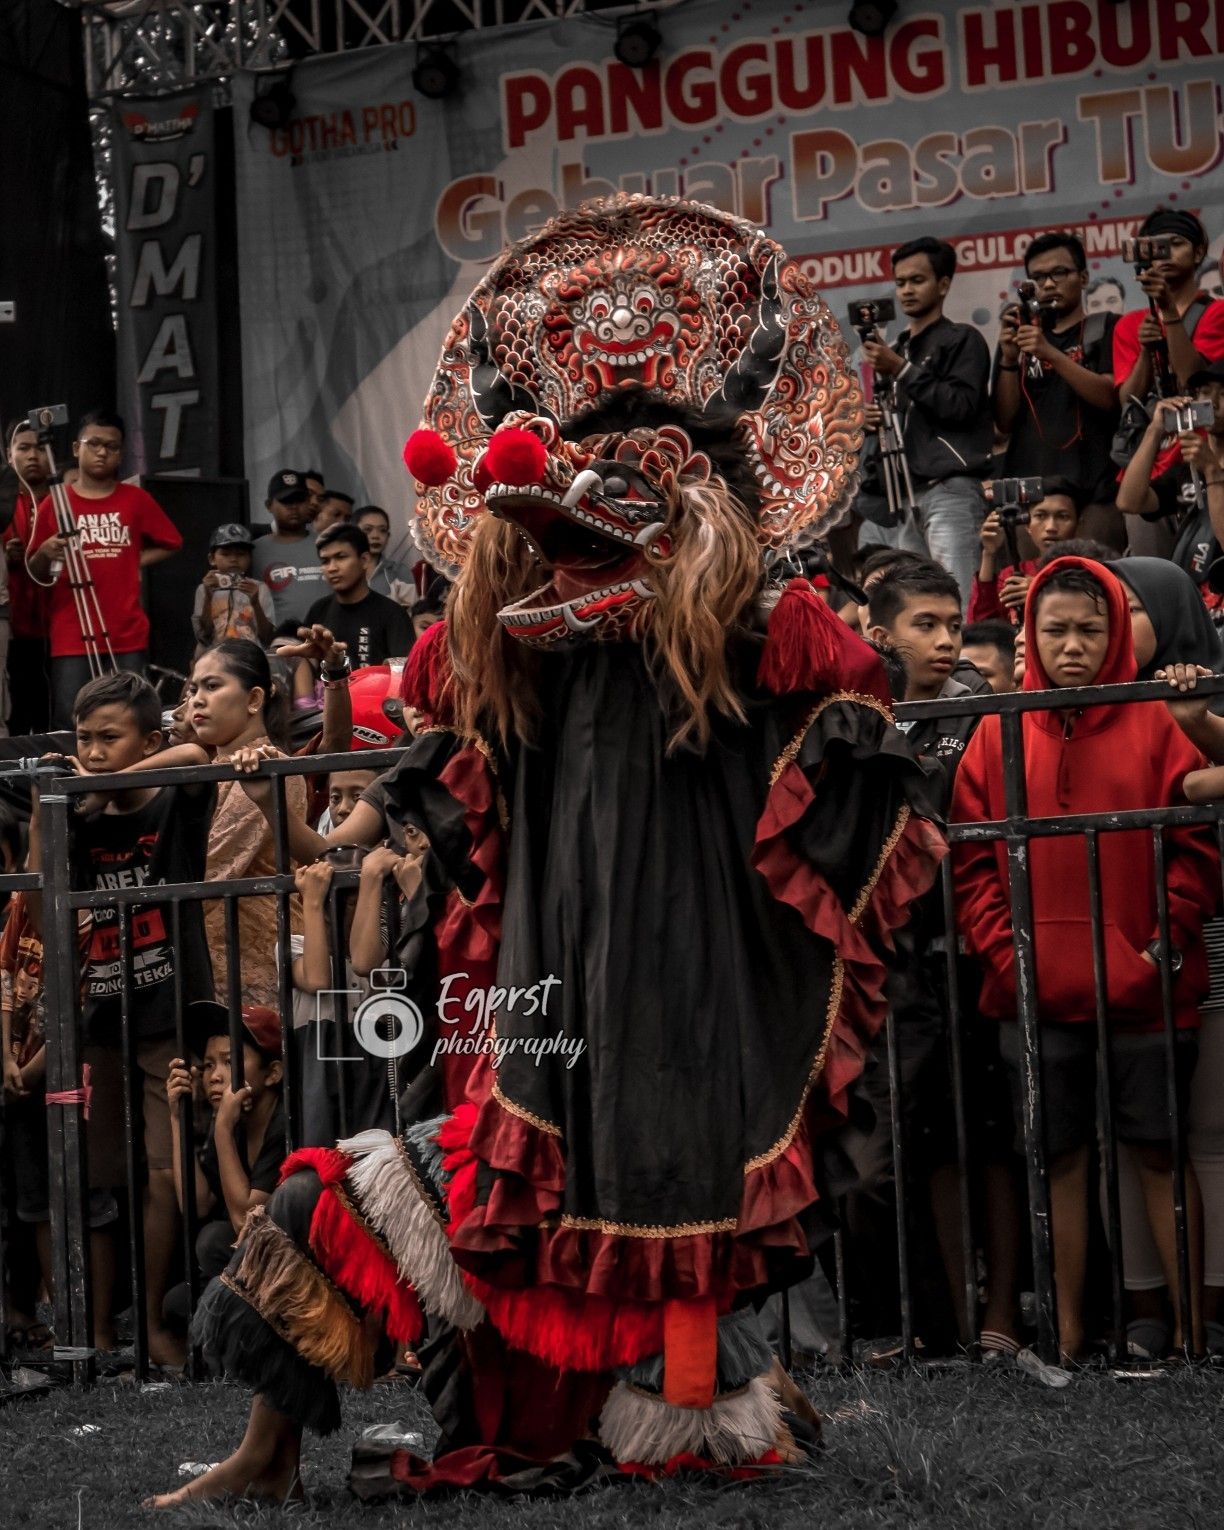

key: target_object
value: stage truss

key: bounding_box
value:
[66,0,674,100]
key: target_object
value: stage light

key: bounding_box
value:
[249,74,295,130]
[614,16,662,68]
[847,0,899,36]
[413,44,460,100]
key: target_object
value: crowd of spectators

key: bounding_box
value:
[4,200,1224,1377]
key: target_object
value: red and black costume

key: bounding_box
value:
[192,197,945,1493]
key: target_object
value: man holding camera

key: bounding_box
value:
[993,232,1120,547]
[1116,361,1224,598]
[858,236,992,602]
[1115,210,1224,411]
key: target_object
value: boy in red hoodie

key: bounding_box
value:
[953,556,1217,1361]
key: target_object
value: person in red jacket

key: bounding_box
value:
[952,555,1217,1362]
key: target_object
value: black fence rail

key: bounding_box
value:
[2,678,1223,1387]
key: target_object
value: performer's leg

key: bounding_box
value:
[145,1393,304,1508]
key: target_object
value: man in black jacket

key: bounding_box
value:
[859,236,992,602]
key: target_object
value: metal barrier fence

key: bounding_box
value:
[2,677,1222,1386]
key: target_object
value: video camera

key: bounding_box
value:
[1122,236,1173,272]
[1161,399,1214,435]
[1015,280,1043,326]
[847,296,896,339]
[985,476,1044,528]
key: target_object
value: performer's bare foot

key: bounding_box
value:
[143,1395,304,1509]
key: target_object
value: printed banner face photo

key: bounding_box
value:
[230,0,1224,544]
[112,89,218,478]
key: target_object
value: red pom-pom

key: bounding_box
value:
[484,428,548,487]
[403,429,457,487]
[471,454,493,493]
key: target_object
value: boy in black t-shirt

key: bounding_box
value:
[166,1003,285,1295]
[29,671,215,1366]
[303,524,413,669]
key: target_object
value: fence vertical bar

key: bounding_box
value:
[170,898,201,1378]
[225,896,245,1092]
[998,708,1057,1363]
[1153,828,1195,1359]
[883,1008,914,1361]
[117,903,148,1382]
[1085,831,1125,1366]
[268,772,298,1153]
[940,856,977,1352]
[39,774,94,1386]
[328,882,350,1140]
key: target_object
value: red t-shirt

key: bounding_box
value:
[1113,294,1224,477]
[30,483,182,658]
[1,490,51,639]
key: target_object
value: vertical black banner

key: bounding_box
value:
[112,90,218,477]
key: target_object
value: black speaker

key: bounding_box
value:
[141,476,250,687]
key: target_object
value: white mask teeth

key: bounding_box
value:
[562,469,602,508]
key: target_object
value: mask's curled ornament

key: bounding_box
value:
[403,194,863,646]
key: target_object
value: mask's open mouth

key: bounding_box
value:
[488,489,646,609]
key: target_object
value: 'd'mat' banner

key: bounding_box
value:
[231,0,1224,543]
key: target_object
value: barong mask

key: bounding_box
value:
[404,195,863,648]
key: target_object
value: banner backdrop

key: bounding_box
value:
[231,0,1224,545]
[113,89,219,478]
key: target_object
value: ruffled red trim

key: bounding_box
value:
[430,742,505,1108]
[752,763,946,1119]
[308,1183,425,1346]
[434,743,503,971]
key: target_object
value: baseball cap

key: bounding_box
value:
[1186,359,1224,391]
[186,1001,283,1062]
[209,522,255,550]
[349,664,409,749]
[266,469,310,504]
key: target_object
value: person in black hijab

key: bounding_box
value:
[1114,557,1224,682]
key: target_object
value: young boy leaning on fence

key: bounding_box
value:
[27,671,216,1367]
[952,555,1219,1363]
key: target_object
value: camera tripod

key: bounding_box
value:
[871,371,918,526]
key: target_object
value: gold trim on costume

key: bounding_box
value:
[767,690,893,788]
[848,804,911,926]
[492,1077,563,1137]
[743,957,844,1172]
[560,1213,739,1237]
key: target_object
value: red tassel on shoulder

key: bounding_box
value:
[757,578,890,707]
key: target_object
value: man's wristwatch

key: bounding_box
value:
[1144,939,1183,975]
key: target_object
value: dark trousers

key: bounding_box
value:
[50,650,146,731]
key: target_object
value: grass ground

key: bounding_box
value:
[5,1363,1224,1529]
